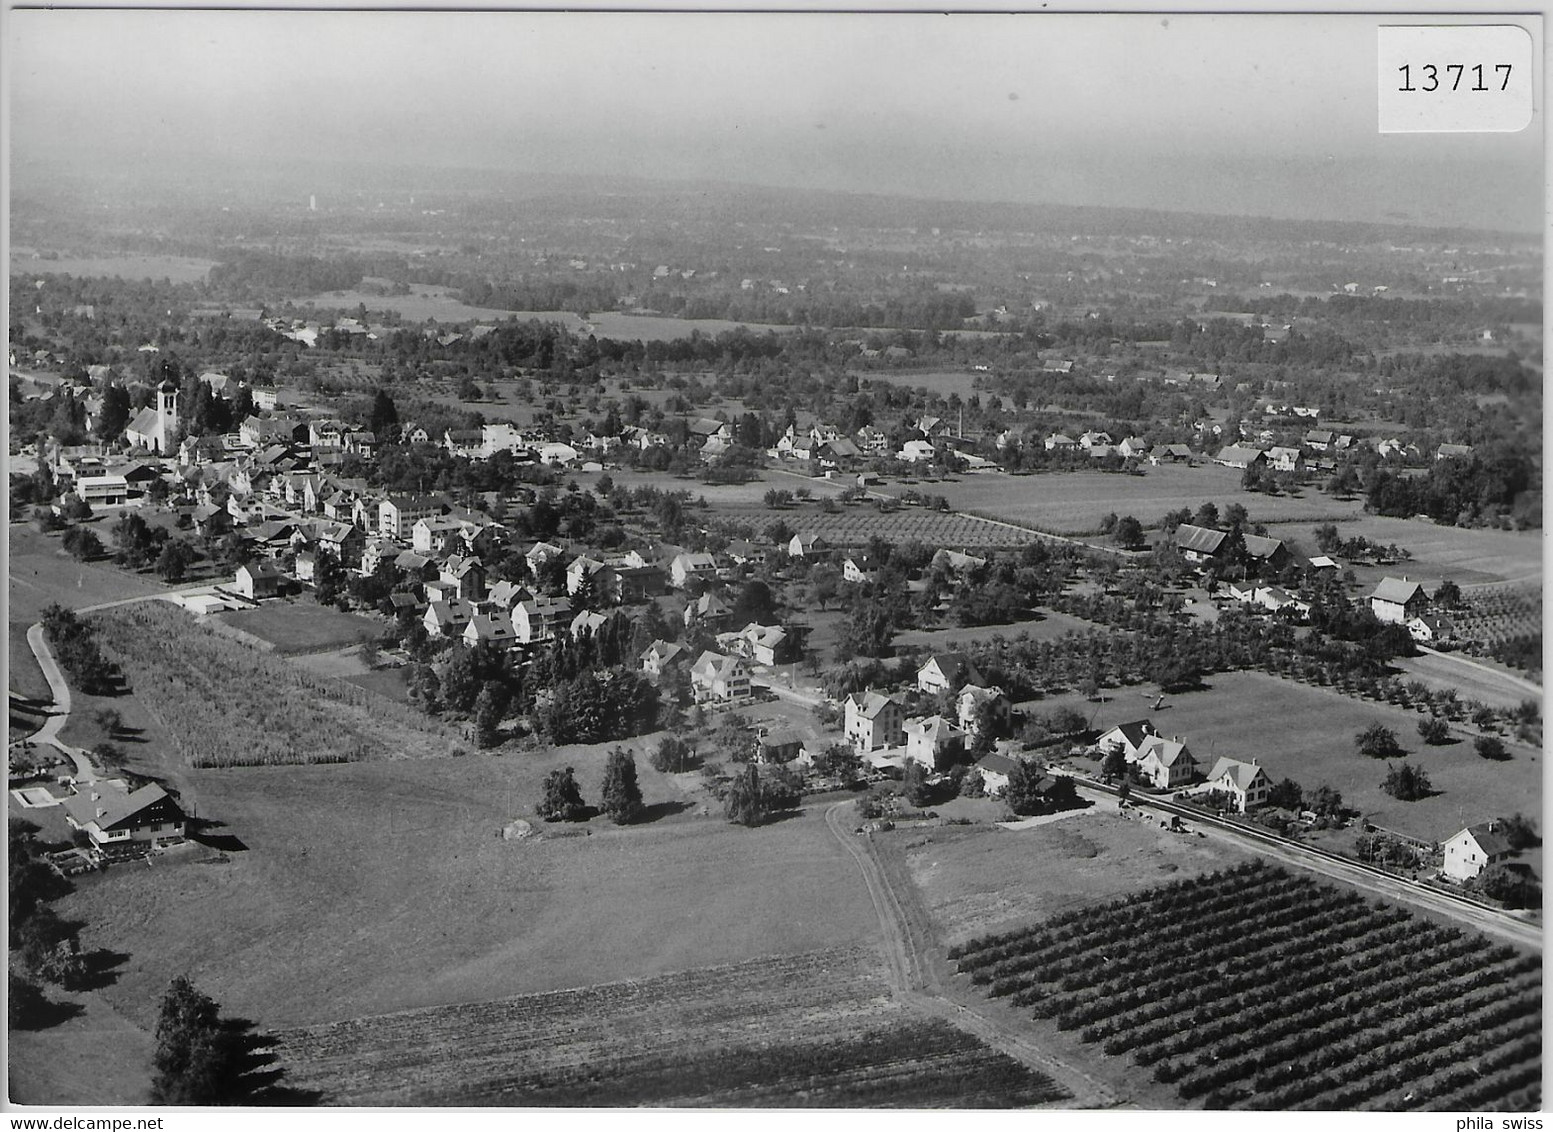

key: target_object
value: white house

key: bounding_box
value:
[1097,719,1160,762]
[690,651,750,705]
[1442,822,1515,880]
[1134,736,1199,790]
[903,715,966,772]
[917,652,984,696]
[1408,613,1456,644]
[234,561,283,600]
[1205,757,1271,811]
[845,690,906,753]
[670,552,719,589]
[1370,577,1428,624]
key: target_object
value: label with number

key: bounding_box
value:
[1378,24,1535,132]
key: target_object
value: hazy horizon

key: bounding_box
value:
[10,10,1544,233]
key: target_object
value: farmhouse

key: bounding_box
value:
[61,781,186,850]
[1214,445,1267,470]
[1204,757,1271,811]
[917,652,984,696]
[1408,613,1456,644]
[1442,822,1515,880]
[1369,577,1429,624]
[690,651,751,705]
[1266,446,1304,473]
[1097,719,1160,761]
[1148,443,1194,465]
[1134,736,1199,790]
[845,690,906,753]
[234,561,283,600]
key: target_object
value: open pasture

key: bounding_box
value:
[893,610,1098,652]
[889,464,1366,536]
[1269,516,1542,588]
[270,946,1067,1107]
[949,863,1541,1111]
[8,524,170,622]
[1040,670,1540,843]
[91,602,460,767]
[56,754,877,1037]
[214,600,384,655]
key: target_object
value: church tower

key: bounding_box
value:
[156,380,179,452]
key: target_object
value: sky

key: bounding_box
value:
[7,9,1545,230]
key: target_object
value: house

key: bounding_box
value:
[1436,443,1474,461]
[957,684,1010,738]
[1266,446,1304,473]
[1148,443,1195,465]
[931,549,986,578]
[424,599,475,638]
[1408,613,1456,644]
[841,555,878,585]
[744,729,802,765]
[294,550,317,583]
[1174,524,1230,565]
[1134,737,1199,790]
[1225,580,1257,604]
[1307,555,1340,575]
[1254,586,1311,622]
[1304,429,1334,451]
[1243,534,1291,572]
[917,652,984,696]
[739,623,791,666]
[975,752,1020,797]
[1078,430,1113,450]
[1369,577,1429,624]
[1205,757,1272,811]
[234,561,283,600]
[725,540,768,568]
[1044,433,1077,452]
[1442,822,1516,880]
[845,690,906,753]
[903,715,966,771]
[686,589,735,631]
[514,595,574,644]
[413,514,466,556]
[1117,437,1150,459]
[670,551,719,589]
[76,474,132,507]
[61,782,186,850]
[613,564,667,603]
[525,541,564,573]
[1214,445,1267,470]
[569,610,609,640]
[639,639,688,680]
[690,651,751,705]
[1097,719,1160,761]
[438,555,487,603]
[788,533,826,558]
[463,612,519,651]
[899,439,937,463]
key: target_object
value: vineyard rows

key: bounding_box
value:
[271,946,1069,1107]
[951,862,1541,1111]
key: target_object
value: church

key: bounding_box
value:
[125,380,179,455]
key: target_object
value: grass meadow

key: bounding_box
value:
[213,601,385,655]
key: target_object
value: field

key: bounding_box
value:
[9,619,52,703]
[269,947,1067,1107]
[297,286,794,340]
[91,602,461,766]
[11,249,217,284]
[948,863,1541,1111]
[214,601,384,655]
[893,610,1097,652]
[1273,517,1542,588]
[895,809,1246,947]
[708,501,1033,549]
[1391,652,1539,713]
[890,464,1367,537]
[1033,671,1541,843]
[8,524,170,623]
[857,369,1014,410]
[52,755,877,1038]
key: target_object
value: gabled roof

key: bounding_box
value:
[641,639,686,665]
[1208,757,1268,790]
[1101,719,1158,750]
[1175,524,1228,555]
[1370,577,1426,605]
[1455,822,1514,858]
[62,782,177,832]
[920,652,979,685]
[692,650,746,680]
[1243,533,1286,560]
[1137,736,1195,768]
[975,752,1021,777]
[847,690,904,718]
[905,714,965,745]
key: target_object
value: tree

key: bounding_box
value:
[61,526,103,560]
[811,743,862,784]
[150,976,239,1105]
[1266,777,1303,810]
[1496,813,1541,850]
[1355,723,1403,759]
[1112,515,1145,550]
[1099,747,1128,782]
[1474,864,1540,909]
[650,735,700,773]
[1417,716,1451,745]
[96,384,132,441]
[472,681,508,749]
[1474,735,1509,761]
[600,747,644,824]
[1433,578,1461,608]
[1381,761,1433,801]
[368,389,399,436]
[1004,757,1048,817]
[536,767,587,822]
[1312,523,1341,553]
[902,759,932,807]
[1306,784,1346,818]
[724,763,800,827]
[156,539,197,583]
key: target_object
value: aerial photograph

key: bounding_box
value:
[6,8,1543,1113]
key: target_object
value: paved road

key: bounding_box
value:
[823,801,1121,1107]
[1082,784,1542,951]
[1414,645,1541,699]
[21,622,97,784]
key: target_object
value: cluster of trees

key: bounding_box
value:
[208,249,365,297]
[536,749,646,825]
[723,763,802,827]
[1365,444,1539,529]
[41,604,116,694]
[1380,761,1433,802]
[9,819,88,1007]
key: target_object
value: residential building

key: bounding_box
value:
[639,639,688,680]
[463,612,519,651]
[1370,577,1429,624]
[1408,613,1456,644]
[957,684,1010,738]
[1442,822,1515,880]
[903,715,966,771]
[1134,737,1199,790]
[234,561,282,600]
[844,690,906,753]
[424,599,475,638]
[379,494,443,541]
[670,552,719,589]
[916,652,984,696]
[514,595,574,644]
[61,782,186,850]
[690,651,751,705]
[1205,757,1272,811]
[1097,719,1160,761]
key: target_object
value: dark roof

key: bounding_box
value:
[1462,822,1514,857]
[1175,524,1228,555]
[1370,577,1426,605]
